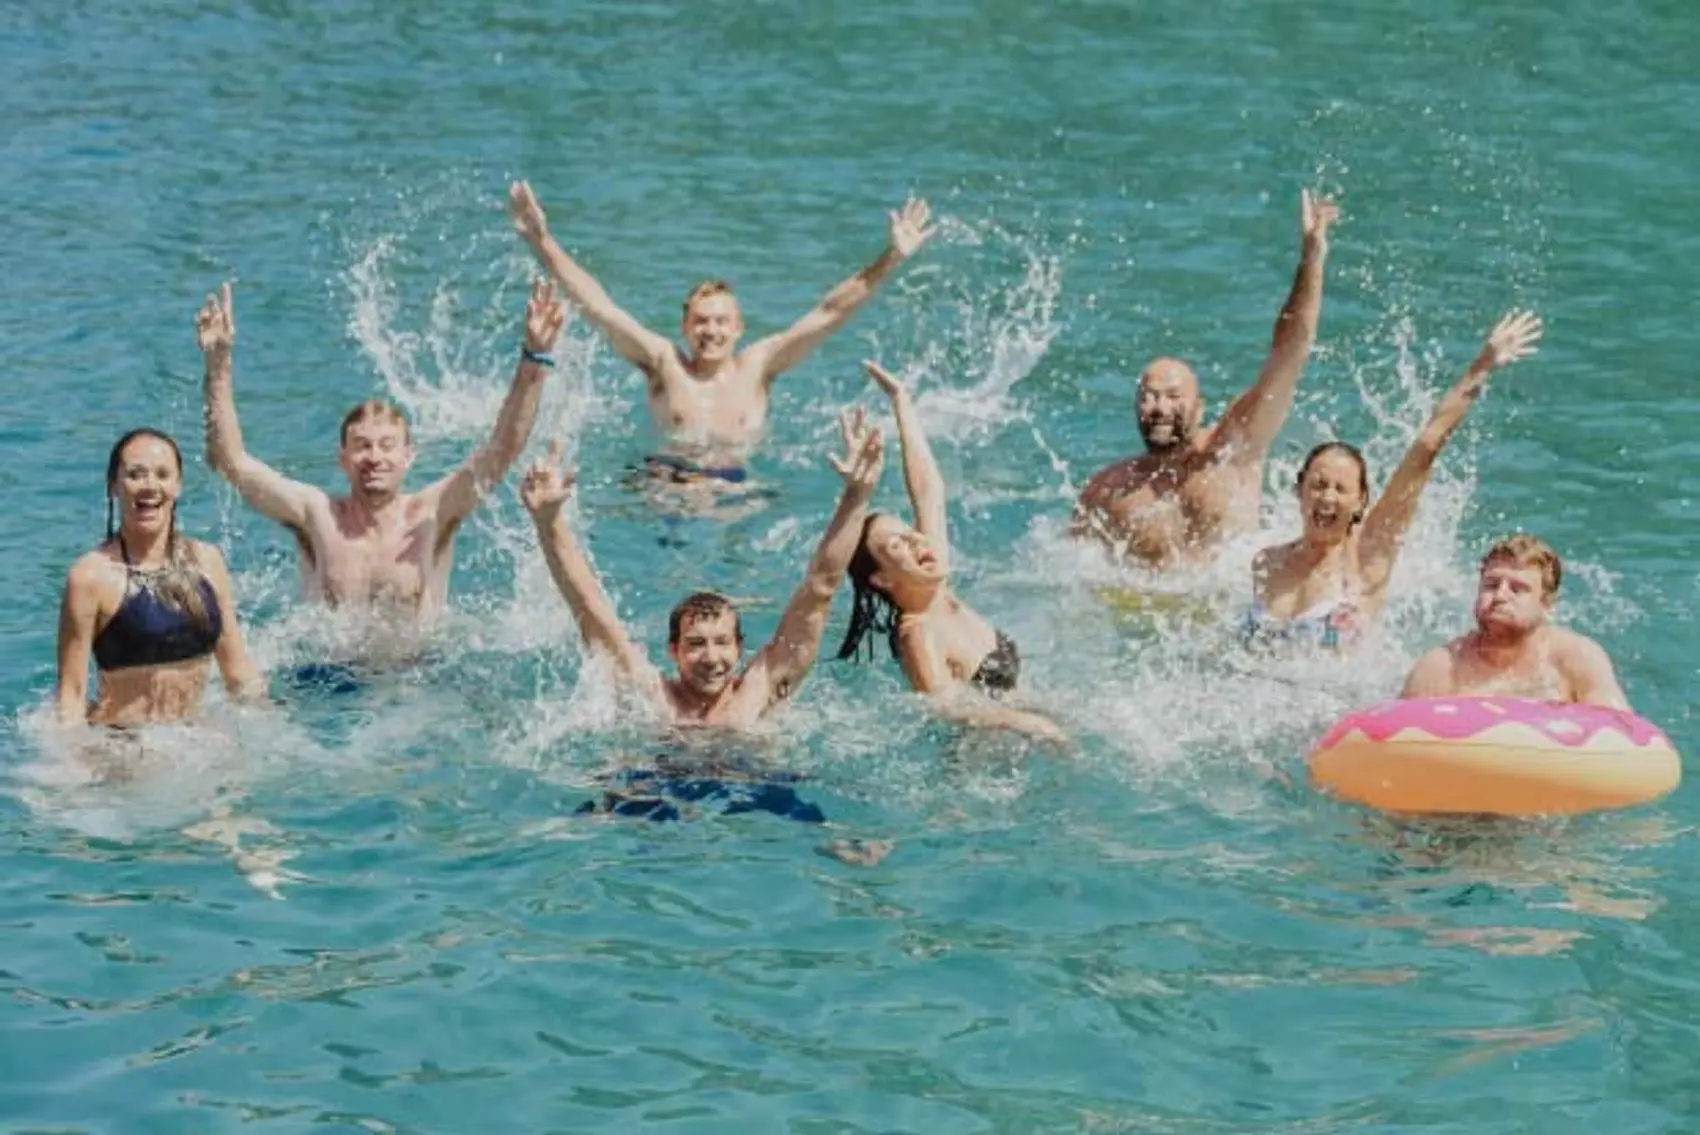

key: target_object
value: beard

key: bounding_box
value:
[1138,414,1192,453]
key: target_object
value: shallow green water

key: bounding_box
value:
[4,2,1699,1131]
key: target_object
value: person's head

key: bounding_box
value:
[666,591,744,698]
[103,428,212,629]
[339,401,414,499]
[106,428,184,541]
[680,279,744,365]
[835,512,947,663]
[1474,533,1562,639]
[1295,442,1369,545]
[1135,357,1204,453]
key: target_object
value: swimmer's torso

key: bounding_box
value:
[298,495,452,615]
[80,546,222,727]
[646,351,771,462]
[1073,446,1258,567]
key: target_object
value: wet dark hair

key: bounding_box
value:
[105,428,214,632]
[1296,441,1369,525]
[667,591,742,645]
[835,513,903,663]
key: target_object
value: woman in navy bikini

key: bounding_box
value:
[1246,310,1543,650]
[56,429,263,727]
[836,361,1063,743]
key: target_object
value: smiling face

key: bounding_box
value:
[1296,446,1368,545]
[109,434,182,538]
[1135,358,1202,453]
[667,608,743,698]
[339,417,413,498]
[863,513,946,603]
[681,290,743,365]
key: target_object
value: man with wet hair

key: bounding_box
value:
[1401,534,1631,709]
[1071,190,1341,568]
[198,278,564,620]
[507,179,934,474]
[520,409,885,726]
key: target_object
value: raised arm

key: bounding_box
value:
[746,198,936,383]
[508,181,673,375]
[1213,191,1340,464]
[520,442,657,687]
[429,278,564,538]
[195,543,266,703]
[865,360,949,561]
[1358,311,1542,595]
[751,410,884,702]
[198,284,326,531]
[55,559,102,727]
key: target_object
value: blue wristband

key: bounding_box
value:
[522,348,555,367]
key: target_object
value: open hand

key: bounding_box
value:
[862,358,909,400]
[508,180,549,243]
[1481,309,1543,368]
[196,282,236,358]
[1301,189,1341,250]
[521,439,576,518]
[888,197,936,259]
[828,407,885,495]
[524,277,566,354]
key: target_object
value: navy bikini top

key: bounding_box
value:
[90,539,224,672]
[970,630,1021,695]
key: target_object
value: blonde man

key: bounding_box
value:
[507,180,934,475]
[198,278,565,621]
[1401,534,1630,709]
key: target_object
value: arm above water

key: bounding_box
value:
[1212,191,1339,467]
[751,411,884,704]
[55,558,101,727]
[865,360,950,562]
[195,542,267,703]
[508,180,673,375]
[522,445,658,689]
[1359,311,1543,597]
[428,279,564,541]
[745,198,936,383]
[198,283,328,532]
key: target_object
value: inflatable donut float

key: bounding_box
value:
[1309,697,1681,816]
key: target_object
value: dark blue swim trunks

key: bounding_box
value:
[578,768,825,824]
[643,454,749,485]
[280,661,367,697]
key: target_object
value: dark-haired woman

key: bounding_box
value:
[838,361,1063,743]
[1247,311,1543,649]
[57,429,263,727]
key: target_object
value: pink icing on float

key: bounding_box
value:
[1309,697,1681,816]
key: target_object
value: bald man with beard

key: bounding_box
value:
[1072,191,1340,570]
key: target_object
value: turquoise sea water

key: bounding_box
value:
[5,2,1699,1130]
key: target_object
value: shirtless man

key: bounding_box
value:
[1072,190,1341,569]
[198,276,565,624]
[520,409,883,726]
[507,179,934,470]
[1401,534,1630,710]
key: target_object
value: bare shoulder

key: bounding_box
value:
[66,548,118,589]
[1550,626,1614,670]
[1080,456,1148,502]
[1401,639,1459,697]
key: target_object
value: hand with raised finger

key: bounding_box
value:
[508,180,550,243]
[1300,188,1342,252]
[828,407,886,496]
[521,439,577,519]
[196,281,236,361]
